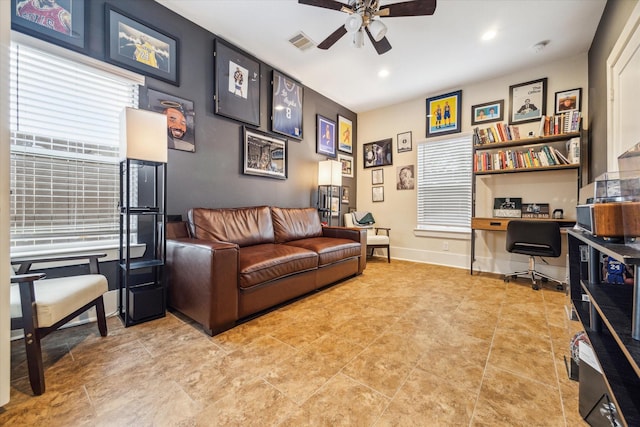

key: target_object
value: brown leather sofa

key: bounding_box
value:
[165,206,366,335]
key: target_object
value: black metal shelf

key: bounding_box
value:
[119,259,164,271]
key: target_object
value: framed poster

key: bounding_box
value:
[509,78,547,124]
[363,138,392,168]
[471,100,504,125]
[426,90,462,137]
[272,70,303,139]
[142,88,195,153]
[372,168,384,185]
[243,127,287,179]
[214,39,260,126]
[397,131,412,153]
[372,186,384,202]
[338,115,353,153]
[338,153,354,177]
[396,165,415,190]
[11,0,87,52]
[555,88,581,114]
[317,115,336,157]
[106,5,179,85]
[341,186,350,204]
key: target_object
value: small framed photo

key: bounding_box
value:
[554,88,581,114]
[372,168,384,185]
[509,78,547,124]
[142,88,195,153]
[397,131,412,153]
[471,100,504,125]
[338,153,354,177]
[372,186,384,202]
[214,39,260,126]
[243,127,287,180]
[106,5,179,85]
[317,115,337,157]
[12,0,87,52]
[272,70,303,139]
[338,115,353,153]
[363,138,392,168]
[396,165,415,190]
[341,186,350,204]
[426,90,462,137]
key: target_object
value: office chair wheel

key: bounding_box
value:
[532,281,540,291]
[541,277,548,283]
[556,283,565,291]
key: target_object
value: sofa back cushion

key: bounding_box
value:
[271,207,323,243]
[189,206,274,247]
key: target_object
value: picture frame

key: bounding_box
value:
[243,126,287,180]
[317,115,337,157]
[396,165,415,190]
[106,5,179,85]
[142,88,195,153]
[397,131,412,153]
[363,138,393,168]
[341,186,350,204]
[554,88,582,114]
[509,78,547,124]
[214,39,260,126]
[11,0,87,52]
[372,168,384,185]
[471,100,504,125]
[426,90,462,137]
[338,115,353,153]
[338,153,354,177]
[271,70,303,139]
[331,196,340,216]
[372,186,384,203]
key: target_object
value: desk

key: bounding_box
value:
[470,217,576,274]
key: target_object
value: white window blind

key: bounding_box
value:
[9,43,139,250]
[417,134,473,233]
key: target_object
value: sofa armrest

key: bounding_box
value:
[166,238,239,335]
[321,226,367,273]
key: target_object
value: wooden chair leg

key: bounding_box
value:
[18,281,45,395]
[386,246,390,263]
[95,297,108,337]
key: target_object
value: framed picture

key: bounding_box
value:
[471,100,504,125]
[372,186,384,202]
[341,186,350,204]
[372,168,384,185]
[142,88,195,153]
[243,127,287,180]
[397,165,415,190]
[11,0,87,52]
[509,78,547,124]
[555,88,581,114]
[272,70,303,139]
[106,5,179,85]
[317,115,337,157]
[493,197,522,218]
[363,138,392,168]
[426,90,462,137]
[338,115,353,153]
[338,153,354,177]
[397,131,412,153]
[214,39,260,126]
[331,196,340,217]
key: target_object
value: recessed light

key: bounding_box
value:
[481,30,496,41]
[378,69,389,78]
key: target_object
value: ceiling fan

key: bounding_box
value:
[298,0,437,55]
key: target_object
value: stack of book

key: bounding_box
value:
[474,145,572,172]
[473,123,521,145]
[537,111,581,136]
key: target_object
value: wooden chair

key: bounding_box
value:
[10,253,108,395]
[344,212,391,262]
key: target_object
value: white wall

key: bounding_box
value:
[357,53,588,277]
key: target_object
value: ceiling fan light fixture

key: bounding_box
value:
[368,19,387,42]
[344,13,363,33]
[351,29,364,48]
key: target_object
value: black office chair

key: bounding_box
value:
[504,220,564,290]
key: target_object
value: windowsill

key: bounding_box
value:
[10,243,146,267]
[413,227,471,240]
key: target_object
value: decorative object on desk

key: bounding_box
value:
[338,153,354,177]
[272,70,303,139]
[317,115,337,157]
[493,197,522,218]
[471,100,504,125]
[120,107,168,163]
[363,138,392,168]
[12,0,87,52]
[341,186,350,204]
[426,90,462,137]
[243,127,287,179]
[396,165,415,190]
[372,186,384,202]
[554,88,581,114]
[372,168,384,185]
[552,208,564,219]
[106,5,179,85]
[214,39,260,126]
[509,78,547,124]
[397,131,412,153]
[338,115,353,153]
[142,88,195,153]
[318,159,342,225]
[521,202,550,219]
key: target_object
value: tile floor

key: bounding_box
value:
[2,259,588,426]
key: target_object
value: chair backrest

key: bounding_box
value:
[344,211,375,229]
[506,220,561,257]
[344,213,355,227]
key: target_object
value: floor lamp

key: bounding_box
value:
[318,159,342,226]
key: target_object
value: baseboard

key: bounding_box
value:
[373,246,469,270]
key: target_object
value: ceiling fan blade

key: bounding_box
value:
[365,27,392,55]
[380,0,437,17]
[318,26,348,50]
[298,0,349,12]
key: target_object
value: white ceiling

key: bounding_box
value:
[156,0,607,114]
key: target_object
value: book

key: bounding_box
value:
[554,148,570,164]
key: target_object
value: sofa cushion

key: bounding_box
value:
[271,207,323,243]
[238,244,318,289]
[189,206,274,247]
[284,237,361,266]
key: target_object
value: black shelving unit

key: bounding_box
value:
[318,185,341,226]
[118,158,167,327]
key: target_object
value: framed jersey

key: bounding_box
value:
[271,70,303,140]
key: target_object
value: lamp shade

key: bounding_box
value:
[318,159,342,186]
[120,107,168,163]
[368,19,387,42]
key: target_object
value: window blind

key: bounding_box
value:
[9,43,139,250]
[417,134,473,232]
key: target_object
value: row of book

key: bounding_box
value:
[474,145,573,172]
[538,111,581,136]
[473,123,521,145]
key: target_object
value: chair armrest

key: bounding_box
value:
[11,273,46,283]
[374,227,390,236]
[11,253,107,274]
[322,226,366,243]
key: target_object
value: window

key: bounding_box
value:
[9,43,140,251]
[417,133,473,233]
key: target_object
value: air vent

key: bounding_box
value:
[289,31,316,51]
